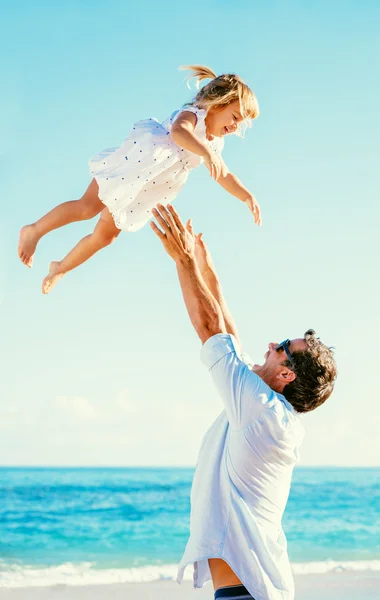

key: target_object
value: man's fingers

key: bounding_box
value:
[186,219,194,235]
[155,204,184,245]
[152,207,172,234]
[150,221,166,240]
[167,204,186,234]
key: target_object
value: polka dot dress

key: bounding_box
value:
[88,106,224,232]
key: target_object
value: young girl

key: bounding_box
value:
[18,65,261,294]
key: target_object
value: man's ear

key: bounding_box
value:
[276,368,296,384]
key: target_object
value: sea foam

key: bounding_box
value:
[1,560,380,588]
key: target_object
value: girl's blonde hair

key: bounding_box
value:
[179,64,259,122]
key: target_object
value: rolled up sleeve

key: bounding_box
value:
[201,334,271,429]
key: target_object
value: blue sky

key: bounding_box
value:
[1,0,379,466]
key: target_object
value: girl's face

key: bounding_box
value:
[206,100,244,138]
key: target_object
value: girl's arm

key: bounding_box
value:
[217,159,262,225]
[171,112,221,180]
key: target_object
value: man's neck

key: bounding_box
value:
[252,366,284,395]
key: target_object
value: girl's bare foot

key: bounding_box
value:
[18,225,39,268]
[42,261,64,295]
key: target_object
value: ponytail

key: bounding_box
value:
[179,64,217,89]
[178,64,259,125]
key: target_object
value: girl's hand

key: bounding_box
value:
[245,195,262,226]
[203,151,222,181]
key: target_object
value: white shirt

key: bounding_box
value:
[177,334,305,600]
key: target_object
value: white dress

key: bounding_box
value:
[88,106,224,232]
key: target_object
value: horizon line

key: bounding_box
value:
[0,464,379,469]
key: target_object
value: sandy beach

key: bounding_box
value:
[1,572,380,600]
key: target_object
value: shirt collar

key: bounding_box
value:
[278,393,298,415]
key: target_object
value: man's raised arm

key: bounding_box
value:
[150,204,227,344]
[189,222,241,346]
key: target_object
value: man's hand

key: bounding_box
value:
[186,220,215,276]
[151,204,195,263]
[150,205,229,343]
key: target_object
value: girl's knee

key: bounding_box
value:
[106,233,119,246]
[95,229,119,247]
[77,198,102,220]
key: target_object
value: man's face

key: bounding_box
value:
[252,338,308,390]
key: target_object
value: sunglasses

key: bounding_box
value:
[275,339,293,364]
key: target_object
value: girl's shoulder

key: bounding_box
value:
[172,104,206,125]
[175,104,207,134]
[162,104,207,136]
[181,105,225,154]
[179,104,206,117]
[163,104,223,153]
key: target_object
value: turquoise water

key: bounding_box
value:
[0,467,379,585]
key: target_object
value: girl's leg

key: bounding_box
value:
[18,178,104,268]
[42,207,121,295]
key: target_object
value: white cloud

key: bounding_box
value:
[114,388,140,415]
[55,396,96,420]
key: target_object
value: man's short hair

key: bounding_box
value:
[282,329,337,413]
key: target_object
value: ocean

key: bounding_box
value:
[0,467,379,587]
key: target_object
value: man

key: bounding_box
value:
[151,204,337,600]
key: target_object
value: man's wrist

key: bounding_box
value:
[199,264,215,279]
[176,253,197,268]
